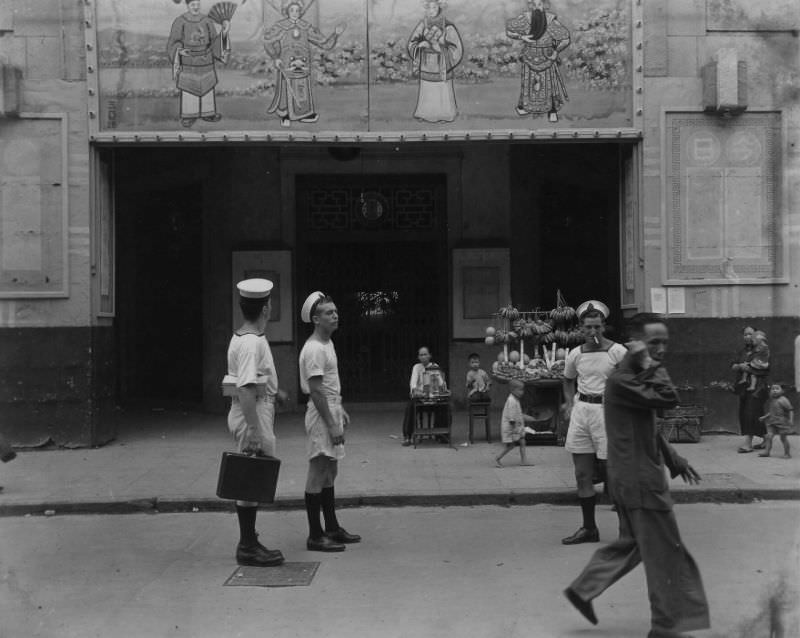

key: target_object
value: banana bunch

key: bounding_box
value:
[549,304,577,328]
[499,304,520,322]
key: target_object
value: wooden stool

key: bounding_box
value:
[467,401,492,443]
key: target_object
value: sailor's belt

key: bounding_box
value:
[578,393,603,404]
[221,374,271,398]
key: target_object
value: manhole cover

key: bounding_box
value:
[224,562,320,587]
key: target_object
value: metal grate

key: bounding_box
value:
[223,562,320,588]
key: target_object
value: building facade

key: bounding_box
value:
[0,0,797,446]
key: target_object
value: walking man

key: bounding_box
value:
[564,313,710,638]
[561,301,627,545]
[299,291,361,552]
[226,278,286,566]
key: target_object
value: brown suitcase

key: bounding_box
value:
[216,452,281,503]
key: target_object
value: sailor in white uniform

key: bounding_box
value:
[298,291,361,552]
[225,278,287,566]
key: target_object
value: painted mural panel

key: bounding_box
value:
[94,0,632,133]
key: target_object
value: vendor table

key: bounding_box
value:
[411,396,453,448]
[521,379,566,446]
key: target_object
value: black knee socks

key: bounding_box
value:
[236,505,258,546]
[580,495,597,530]
[321,486,340,533]
[305,492,324,539]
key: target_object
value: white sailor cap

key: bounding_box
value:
[301,291,326,323]
[237,278,273,299]
[576,300,610,320]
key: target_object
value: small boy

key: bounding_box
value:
[758,384,794,458]
[466,353,492,402]
[495,379,536,467]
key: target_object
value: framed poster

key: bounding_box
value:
[452,247,510,339]
[232,250,293,342]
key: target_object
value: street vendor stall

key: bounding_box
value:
[487,292,584,445]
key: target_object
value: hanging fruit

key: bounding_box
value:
[499,303,520,322]
[567,329,585,347]
[485,326,496,336]
[485,336,495,345]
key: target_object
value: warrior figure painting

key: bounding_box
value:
[263,0,345,127]
[506,0,570,121]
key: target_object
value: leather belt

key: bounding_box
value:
[578,393,603,404]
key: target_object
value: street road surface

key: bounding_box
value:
[0,503,798,638]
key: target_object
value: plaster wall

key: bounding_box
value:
[642,0,800,319]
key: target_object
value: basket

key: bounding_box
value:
[656,404,705,443]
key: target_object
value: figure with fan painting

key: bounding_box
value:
[167,0,234,128]
[263,0,345,128]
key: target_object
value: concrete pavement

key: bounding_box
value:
[0,405,797,516]
[0,503,798,638]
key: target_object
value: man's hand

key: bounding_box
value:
[276,389,289,405]
[678,463,701,485]
[241,434,266,457]
[342,409,351,428]
[626,340,655,369]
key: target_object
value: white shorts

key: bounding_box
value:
[227,397,277,457]
[305,397,344,460]
[564,400,607,459]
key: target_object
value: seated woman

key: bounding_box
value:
[401,346,448,445]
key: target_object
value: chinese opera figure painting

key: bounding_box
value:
[506,0,570,121]
[167,0,232,127]
[263,0,345,127]
[406,0,464,123]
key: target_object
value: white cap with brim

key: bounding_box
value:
[576,300,610,320]
[237,278,273,299]
[301,291,326,323]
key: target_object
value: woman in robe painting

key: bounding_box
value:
[407,0,464,123]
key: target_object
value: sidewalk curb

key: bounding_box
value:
[1,487,797,517]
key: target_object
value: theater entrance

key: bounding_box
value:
[297,174,449,402]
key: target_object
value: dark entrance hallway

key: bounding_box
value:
[116,181,204,407]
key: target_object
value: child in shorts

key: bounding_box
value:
[758,384,794,458]
[495,379,536,467]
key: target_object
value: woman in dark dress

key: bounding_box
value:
[731,327,770,453]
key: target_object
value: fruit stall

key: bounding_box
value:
[485,292,583,445]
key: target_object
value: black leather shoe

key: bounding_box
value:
[1,449,16,463]
[325,527,361,544]
[236,542,285,566]
[647,629,695,638]
[307,535,346,552]
[561,527,599,545]
[564,587,598,625]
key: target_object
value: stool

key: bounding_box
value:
[467,401,491,443]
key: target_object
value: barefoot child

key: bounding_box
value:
[495,379,536,467]
[758,384,794,458]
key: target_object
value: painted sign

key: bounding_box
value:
[94,0,633,133]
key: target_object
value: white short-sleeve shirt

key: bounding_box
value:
[299,336,341,398]
[227,332,278,395]
[564,343,627,396]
